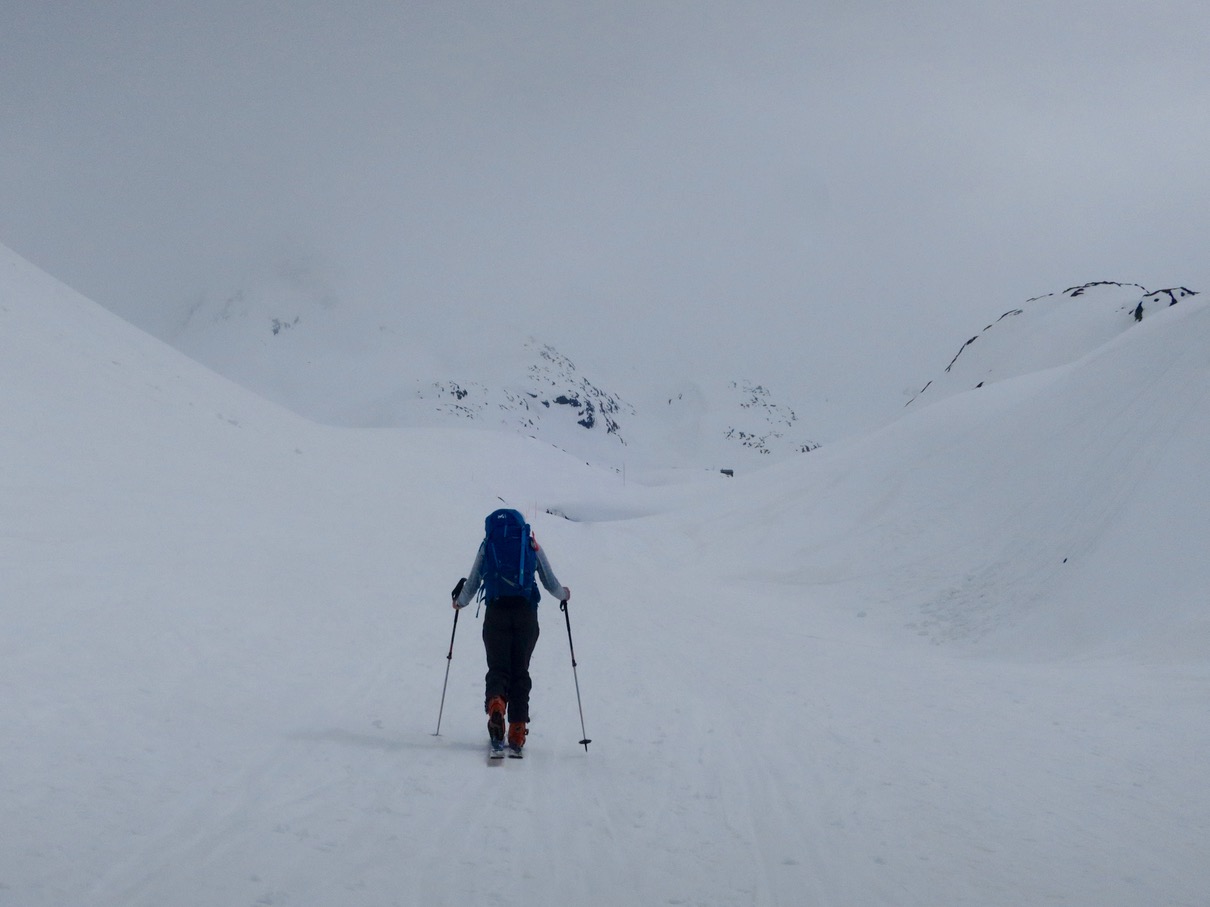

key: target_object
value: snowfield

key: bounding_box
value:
[2,243,1208,906]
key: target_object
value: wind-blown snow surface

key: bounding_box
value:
[3,243,1208,906]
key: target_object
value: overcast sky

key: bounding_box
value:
[3,1,1208,421]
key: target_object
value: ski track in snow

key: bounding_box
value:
[61,587,1210,907]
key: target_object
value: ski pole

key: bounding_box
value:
[560,599,592,751]
[434,578,465,736]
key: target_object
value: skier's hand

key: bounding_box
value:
[561,586,570,603]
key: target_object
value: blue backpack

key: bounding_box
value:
[481,509,538,603]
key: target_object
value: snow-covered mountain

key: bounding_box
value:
[165,271,821,470]
[907,280,1200,408]
[4,241,1209,907]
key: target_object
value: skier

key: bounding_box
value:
[453,509,570,756]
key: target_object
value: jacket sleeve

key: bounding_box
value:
[454,543,485,608]
[534,545,567,601]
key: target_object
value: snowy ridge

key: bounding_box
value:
[3,242,1209,907]
[165,271,820,469]
[413,339,634,446]
[409,353,821,469]
[721,378,819,455]
[660,378,820,461]
[908,280,1199,407]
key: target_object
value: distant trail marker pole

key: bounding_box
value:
[434,579,465,737]
[560,599,592,751]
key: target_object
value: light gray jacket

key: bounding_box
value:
[454,538,567,609]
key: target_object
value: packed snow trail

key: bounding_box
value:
[56,541,1208,907]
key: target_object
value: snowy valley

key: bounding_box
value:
[2,242,1208,906]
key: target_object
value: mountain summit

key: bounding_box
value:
[908,280,1199,408]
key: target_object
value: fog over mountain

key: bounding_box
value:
[4,2,1210,440]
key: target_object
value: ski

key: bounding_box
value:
[507,746,524,759]
[488,742,506,763]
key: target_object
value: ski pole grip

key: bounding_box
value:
[452,577,466,600]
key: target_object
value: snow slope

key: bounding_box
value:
[3,244,1208,906]
[906,280,1200,409]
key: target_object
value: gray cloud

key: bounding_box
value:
[4,1,1209,430]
